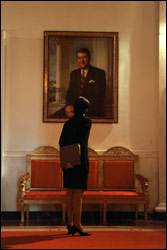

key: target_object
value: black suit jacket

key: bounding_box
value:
[59,115,92,173]
[66,65,106,116]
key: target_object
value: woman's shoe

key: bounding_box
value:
[67,224,74,235]
[72,226,91,236]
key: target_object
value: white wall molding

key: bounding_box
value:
[4,149,32,157]
[157,0,166,215]
[155,203,166,213]
[132,150,158,158]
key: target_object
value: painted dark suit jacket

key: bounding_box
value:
[59,115,92,173]
[66,65,106,117]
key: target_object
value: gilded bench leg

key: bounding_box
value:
[62,203,66,225]
[20,202,24,226]
[135,204,139,225]
[26,204,29,225]
[103,203,107,225]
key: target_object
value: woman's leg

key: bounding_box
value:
[73,189,84,230]
[66,189,75,225]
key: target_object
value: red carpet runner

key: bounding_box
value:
[1,229,166,249]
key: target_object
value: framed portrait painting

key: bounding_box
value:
[43,31,119,123]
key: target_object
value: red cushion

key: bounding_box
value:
[87,161,98,189]
[83,191,144,200]
[24,190,144,201]
[24,191,66,200]
[31,160,62,188]
[103,161,134,189]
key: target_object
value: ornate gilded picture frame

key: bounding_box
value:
[43,31,119,123]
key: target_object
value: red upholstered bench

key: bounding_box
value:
[20,147,66,225]
[20,146,149,226]
[83,147,149,225]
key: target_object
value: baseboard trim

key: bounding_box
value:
[155,203,166,213]
[1,211,166,221]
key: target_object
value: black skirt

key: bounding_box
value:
[63,165,88,190]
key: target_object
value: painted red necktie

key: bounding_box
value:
[80,70,86,89]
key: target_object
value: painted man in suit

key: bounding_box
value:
[66,48,106,117]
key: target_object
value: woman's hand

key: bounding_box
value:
[66,162,74,169]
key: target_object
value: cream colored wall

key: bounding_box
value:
[1,1,160,212]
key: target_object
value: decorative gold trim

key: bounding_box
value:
[103,146,134,156]
[88,147,98,156]
[31,146,59,155]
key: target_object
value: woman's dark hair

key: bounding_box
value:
[74,96,90,115]
[76,48,91,60]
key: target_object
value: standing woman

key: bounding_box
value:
[59,96,92,236]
